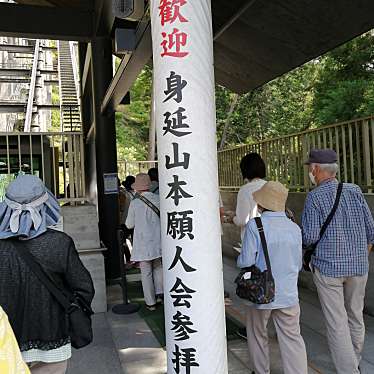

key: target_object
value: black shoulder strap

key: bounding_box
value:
[318,182,343,242]
[136,194,160,217]
[13,246,71,312]
[254,217,273,275]
[127,190,136,199]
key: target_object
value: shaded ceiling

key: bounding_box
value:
[211,0,374,93]
[8,0,374,95]
[15,0,92,8]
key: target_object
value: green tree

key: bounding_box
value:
[312,32,374,125]
[116,32,374,155]
[116,65,152,161]
[216,61,319,147]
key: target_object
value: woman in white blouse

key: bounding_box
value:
[125,173,163,311]
[230,153,267,339]
[233,153,267,240]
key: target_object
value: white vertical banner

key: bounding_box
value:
[150,1,228,373]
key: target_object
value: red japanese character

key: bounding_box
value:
[159,0,188,26]
[161,28,189,58]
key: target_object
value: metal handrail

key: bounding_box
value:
[0,132,86,202]
[24,40,40,132]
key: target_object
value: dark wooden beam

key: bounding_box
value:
[0,44,34,53]
[213,0,374,93]
[0,77,30,83]
[81,43,92,95]
[100,21,152,114]
[0,3,94,41]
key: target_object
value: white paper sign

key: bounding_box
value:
[103,173,118,195]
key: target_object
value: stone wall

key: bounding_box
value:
[221,190,374,316]
[62,204,107,313]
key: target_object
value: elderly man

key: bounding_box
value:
[302,149,374,374]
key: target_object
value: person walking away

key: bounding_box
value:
[0,175,94,374]
[121,175,136,263]
[125,173,163,310]
[238,181,308,374]
[227,153,267,339]
[118,178,127,226]
[302,149,374,374]
[229,153,267,240]
[122,175,136,226]
[148,167,159,194]
[0,306,30,374]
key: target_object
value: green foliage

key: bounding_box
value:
[116,113,147,161]
[50,85,61,131]
[216,32,374,148]
[313,32,374,125]
[116,32,374,155]
[0,175,14,201]
[216,61,320,146]
[116,65,153,161]
[52,85,59,105]
[51,110,61,131]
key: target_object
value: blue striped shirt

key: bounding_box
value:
[302,179,374,277]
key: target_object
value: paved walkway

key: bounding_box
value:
[67,256,374,374]
[223,256,374,374]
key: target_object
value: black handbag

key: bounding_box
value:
[235,217,275,304]
[13,246,94,349]
[303,182,343,272]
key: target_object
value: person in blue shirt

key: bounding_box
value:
[302,149,374,374]
[238,181,308,374]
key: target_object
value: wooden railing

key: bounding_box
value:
[118,160,158,181]
[218,116,374,193]
[0,132,85,202]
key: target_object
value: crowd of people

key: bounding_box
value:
[232,149,374,374]
[0,149,373,374]
[118,168,163,310]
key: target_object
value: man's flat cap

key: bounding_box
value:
[304,149,338,165]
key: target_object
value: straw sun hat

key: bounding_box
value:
[253,181,288,212]
[132,173,151,192]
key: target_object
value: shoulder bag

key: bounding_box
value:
[303,182,343,272]
[235,217,275,304]
[13,246,93,349]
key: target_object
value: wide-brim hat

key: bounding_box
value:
[0,174,60,240]
[132,173,151,191]
[304,149,338,165]
[253,181,288,212]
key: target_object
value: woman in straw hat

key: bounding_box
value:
[126,173,163,311]
[0,175,94,374]
[237,181,308,374]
